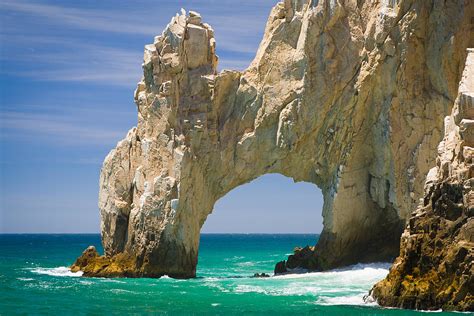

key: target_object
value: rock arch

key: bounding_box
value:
[74,0,473,278]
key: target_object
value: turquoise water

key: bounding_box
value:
[0,234,460,315]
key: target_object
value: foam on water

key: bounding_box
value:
[316,294,376,306]
[17,277,34,281]
[30,267,83,277]
[110,289,135,294]
[98,278,126,284]
[273,262,390,281]
[217,262,392,307]
[236,261,256,267]
[224,256,245,261]
[79,280,94,285]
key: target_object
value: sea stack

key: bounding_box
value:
[72,0,473,310]
[370,49,474,312]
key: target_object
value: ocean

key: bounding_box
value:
[0,234,460,315]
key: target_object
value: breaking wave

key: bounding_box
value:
[223,262,391,307]
[30,267,83,277]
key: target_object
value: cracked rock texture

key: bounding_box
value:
[73,0,473,283]
[370,49,474,312]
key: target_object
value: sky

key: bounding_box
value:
[0,0,324,234]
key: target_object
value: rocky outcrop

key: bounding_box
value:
[253,273,271,278]
[71,246,138,277]
[370,49,474,312]
[72,0,473,281]
[274,246,316,274]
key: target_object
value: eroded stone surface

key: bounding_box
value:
[370,49,474,312]
[71,246,139,278]
[72,1,473,281]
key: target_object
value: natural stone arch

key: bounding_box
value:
[73,0,472,278]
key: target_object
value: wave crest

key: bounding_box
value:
[30,267,83,277]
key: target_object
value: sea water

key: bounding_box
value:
[0,234,460,315]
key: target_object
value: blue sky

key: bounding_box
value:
[0,0,323,233]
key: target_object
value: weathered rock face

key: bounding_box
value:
[370,49,474,312]
[71,246,137,277]
[274,246,316,274]
[73,0,473,280]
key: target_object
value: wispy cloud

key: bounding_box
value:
[0,111,128,146]
[0,0,273,35]
[5,63,141,87]
[219,58,253,71]
[0,0,273,86]
[0,35,143,86]
[0,0,163,35]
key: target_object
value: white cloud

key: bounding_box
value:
[0,111,128,146]
[0,0,163,35]
[0,0,273,86]
[0,36,144,87]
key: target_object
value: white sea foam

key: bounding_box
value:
[17,277,34,281]
[224,262,392,307]
[233,283,364,298]
[316,294,376,306]
[236,261,255,267]
[202,277,220,282]
[98,278,126,284]
[273,262,390,281]
[224,256,245,261]
[30,267,83,277]
[235,284,269,294]
[79,280,93,285]
[110,289,134,294]
[204,280,230,292]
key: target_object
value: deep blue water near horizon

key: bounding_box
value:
[0,234,461,315]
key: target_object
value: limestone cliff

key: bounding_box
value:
[370,49,474,312]
[72,0,473,286]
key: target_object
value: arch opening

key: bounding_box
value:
[198,173,323,276]
[202,174,323,234]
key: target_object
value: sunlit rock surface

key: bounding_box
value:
[370,49,474,312]
[72,0,473,292]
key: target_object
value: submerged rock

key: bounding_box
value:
[253,273,270,278]
[371,49,474,312]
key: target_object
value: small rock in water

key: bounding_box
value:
[274,260,288,275]
[253,273,270,278]
[70,245,99,272]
